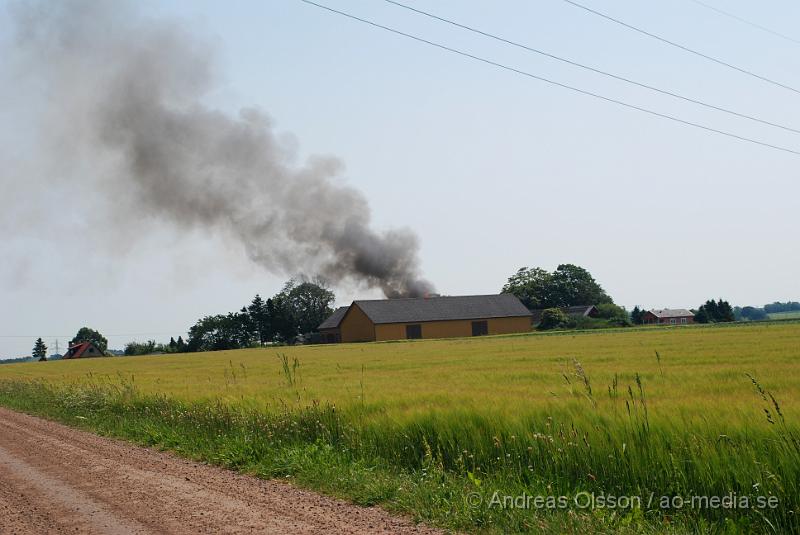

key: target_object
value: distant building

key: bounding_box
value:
[642,309,695,325]
[63,342,104,359]
[318,306,349,343]
[318,294,532,343]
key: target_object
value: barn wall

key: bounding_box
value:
[488,316,533,335]
[374,323,407,341]
[340,304,376,342]
[373,316,531,341]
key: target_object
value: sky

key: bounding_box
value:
[1,0,799,357]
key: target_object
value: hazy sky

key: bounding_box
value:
[1,0,799,357]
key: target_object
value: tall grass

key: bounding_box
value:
[0,371,796,534]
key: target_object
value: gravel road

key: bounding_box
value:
[0,407,442,534]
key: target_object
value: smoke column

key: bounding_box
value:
[8,0,433,298]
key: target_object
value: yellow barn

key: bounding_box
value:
[318,294,532,343]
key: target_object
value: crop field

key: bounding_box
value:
[1,322,799,533]
[768,311,800,321]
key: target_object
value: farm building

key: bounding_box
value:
[318,294,532,343]
[318,306,348,343]
[63,341,104,359]
[642,309,695,325]
[530,305,598,326]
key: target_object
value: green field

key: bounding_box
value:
[768,311,800,321]
[1,322,799,533]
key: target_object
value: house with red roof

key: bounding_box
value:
[63,341,104,359]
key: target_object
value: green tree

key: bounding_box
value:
[630,305,644,325]
[501,267,553,309]
[268,293,298,343]
[32,338,48,361]
[740,306,767,321]
[594,303,630,326]
[124,340,157,356]
[695,299,735,323]
[287,280,335,335]
[549,264,613,307]
[716,300,735,322]
[187,314,253,352]
[70,327,108,353]
[248,294,272,346]
[502,264,613,309]
[538,308,569,330]
[594,303,626,319]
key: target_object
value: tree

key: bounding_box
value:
[70,327,108,353]
[740,306,767,321]
[764,301,800,314]
[268,293,298,343]
[248,294,272,346]
[502,264,613,309]
[716,300,735,322]
[630,306,644,325]
[501,267,553,309]
[180,278,336,352]
[287,280,335,335]
[594,303,626,319]
[538,308,569,330]
[593,303,630,326]
[124,340,157,356]
[695,299,735,323]
[549,264,613,307]
[187,312,254,352]
[32,338,48,361]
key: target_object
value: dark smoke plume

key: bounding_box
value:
[9,0,433,297]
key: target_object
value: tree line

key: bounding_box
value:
[124,279,334,355]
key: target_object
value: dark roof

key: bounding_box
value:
[318,306,349,330]
[351,294,532,325]
[530,305,598,324]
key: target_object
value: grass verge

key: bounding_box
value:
[0,377,797,534]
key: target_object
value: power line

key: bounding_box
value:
[383,0,800,135]
[560,0,800,96]
[688,0,800,46]
[297,0,800,157]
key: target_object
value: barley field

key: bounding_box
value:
[1,322,799,533]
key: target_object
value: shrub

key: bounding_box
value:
[594,303,626,319]
[538,308,569,330]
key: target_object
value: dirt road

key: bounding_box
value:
[0,407,441,534]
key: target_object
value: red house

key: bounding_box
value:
[642,309,694,325]
[63,342,104,359]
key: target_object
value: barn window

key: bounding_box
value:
[471,321,488,336]
[406,324,422,339]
